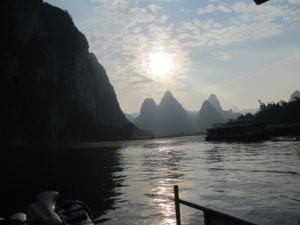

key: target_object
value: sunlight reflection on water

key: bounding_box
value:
[151,180,176,225]
[101,136,300,225]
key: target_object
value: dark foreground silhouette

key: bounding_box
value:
[0,145,124,220]
[0,0,141,145]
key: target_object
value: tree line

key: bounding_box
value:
[229,97,300,125]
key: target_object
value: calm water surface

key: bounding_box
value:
[100,136,300,225]
[1,136,299,225]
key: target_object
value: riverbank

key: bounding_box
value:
[206,123,300,141]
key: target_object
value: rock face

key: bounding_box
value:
[135,91,195,137]
[134,92,240,136]
[198,94,239,130]
[135,98,157,133]
[198,100,225,130]
[207,94,223,114]
[125,112,139,122]
[0,0,136,143]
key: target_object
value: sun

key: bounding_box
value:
[148,52,173,77]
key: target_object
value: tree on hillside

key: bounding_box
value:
[233,98,300,125]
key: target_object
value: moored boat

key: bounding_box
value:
[206,123,270,141]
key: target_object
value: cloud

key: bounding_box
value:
[177,2,300,49]
[89,0,128,9]
[212,51,236,61]
[159,15,169,23]
[276,0,300,4]
[86,0,192,108]
[148,4,161,13]
[197,4,231,14]
[179,8,192,14]
[288,0,300,3]
[81,0,300,112]
[202,51,300,109]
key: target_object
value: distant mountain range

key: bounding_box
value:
[131,90,300,137]
[134,91,195,137]
[198,94,240,130]
[0,0,140,144]
[133,91,240,137]
[4,1,297,143]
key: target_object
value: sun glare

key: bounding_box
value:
[149,52,173,77]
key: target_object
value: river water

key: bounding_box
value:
[1,136,299,225]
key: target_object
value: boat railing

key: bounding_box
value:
[174,185,259,225]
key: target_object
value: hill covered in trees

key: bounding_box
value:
[229,96,300,126]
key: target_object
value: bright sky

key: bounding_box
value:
[45,0,300,113]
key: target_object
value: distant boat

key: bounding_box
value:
[206,123,270,141]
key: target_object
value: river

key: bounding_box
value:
[0,136,299,225]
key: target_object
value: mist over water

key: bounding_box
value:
[1,136,299,225]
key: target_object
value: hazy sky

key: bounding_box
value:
[45,0,300,113]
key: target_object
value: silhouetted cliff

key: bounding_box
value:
[0,0,137,144]
[135,98,157,133]
[135,91,195,137]
[198,100,225,130]
[156,91,195,136]
[198,94,240,130]
[207,94,223,114]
